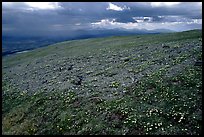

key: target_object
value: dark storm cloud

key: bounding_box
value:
[110,2,202,23]
[2,2,202,37]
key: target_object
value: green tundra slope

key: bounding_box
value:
[2,29,202,135]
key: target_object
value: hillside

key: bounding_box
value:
[2,29,202,135]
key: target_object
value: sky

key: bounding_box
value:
[2,2,202,38]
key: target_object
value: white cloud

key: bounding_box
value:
[24,2,62,10]
[91,19,136,29]
[156,15,202,23]
[191,19,202,24]
[91,18,202,31]
[106,2,130,11]
[75,23,81,26]
[133,17,153,23]
[151,2,181,7]
[91,19,117,26]
[107,3,123,11]
[2,2,62,10]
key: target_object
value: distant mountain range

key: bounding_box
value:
[68,28,174,39]
[2,28,175,56]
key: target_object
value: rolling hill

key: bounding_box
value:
[2,29,202,135]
